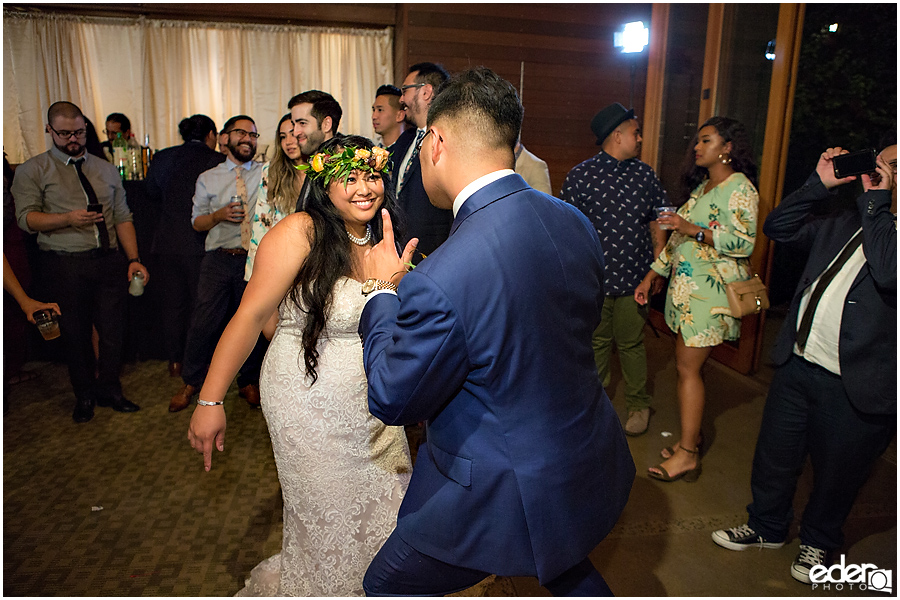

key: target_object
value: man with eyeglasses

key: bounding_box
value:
[99,112,134,160]
[170,115,265,413]
[12,101,148,422]
[391,62,453,261]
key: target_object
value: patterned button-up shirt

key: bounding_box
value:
[562,151,668,295]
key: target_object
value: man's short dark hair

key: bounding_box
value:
[376,85,402,110]
[376,84,401,99]
[287,90,342,133]
[47,101,83,124]
[408,62,450,90]
[105,112,131,132]
[179,114,217,142]
[427,66,522,152]
[221,115,255,133]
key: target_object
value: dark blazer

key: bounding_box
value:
[764,172,896,414]
[145,141,225,255]
[359,173,635,583]
[389,127,453,259]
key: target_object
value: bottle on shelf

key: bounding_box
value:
[141,134,153,178]
[126,134,142,180]
[112,132,128,180]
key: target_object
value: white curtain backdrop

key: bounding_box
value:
[3,11,393,163]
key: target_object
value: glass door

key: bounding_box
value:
[646,3,804,374]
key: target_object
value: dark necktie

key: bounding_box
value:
[73,159,109,250]
[401,129,426,188]
[795,230,864,352]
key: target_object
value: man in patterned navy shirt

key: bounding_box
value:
[562,103,668,436]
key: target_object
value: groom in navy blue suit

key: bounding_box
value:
[358,67,635,596]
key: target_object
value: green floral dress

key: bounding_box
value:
[650,172,759,347]
[245,162,291,281]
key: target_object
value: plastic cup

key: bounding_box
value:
[33,309,61,340]
[655,206,677,229]
[129,272,145,297]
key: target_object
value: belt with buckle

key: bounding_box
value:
[49,247,118,258]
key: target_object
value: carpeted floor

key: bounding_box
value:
[3,312,895,596]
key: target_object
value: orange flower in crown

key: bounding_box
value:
[298,145,391,186]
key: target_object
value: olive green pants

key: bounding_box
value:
[593,294,652,412]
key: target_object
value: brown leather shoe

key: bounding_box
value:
[168,361,183,377]
[239,383,261,408]
[169,384,196,412]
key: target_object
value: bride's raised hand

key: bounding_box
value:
[188,405,226,472]
[364,209,419,286]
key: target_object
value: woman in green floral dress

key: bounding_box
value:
[635,116,759,482]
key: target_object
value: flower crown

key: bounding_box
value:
[297,145,391,186]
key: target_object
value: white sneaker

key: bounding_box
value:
[790,544,828,584]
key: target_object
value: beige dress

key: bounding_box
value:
[236,277,412,596]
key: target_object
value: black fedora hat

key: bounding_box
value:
[591,103,635,145]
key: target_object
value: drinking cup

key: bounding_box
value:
[129,272,145,297]
[33,309,61,340]
[655,206,677,229]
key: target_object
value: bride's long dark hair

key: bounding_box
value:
[288,135,405,383]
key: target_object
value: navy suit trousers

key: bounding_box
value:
[181,250,266,388]
[363,531,613,597]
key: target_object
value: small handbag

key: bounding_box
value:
[713,261,770,317]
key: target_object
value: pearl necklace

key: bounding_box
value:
[347,225,372,246]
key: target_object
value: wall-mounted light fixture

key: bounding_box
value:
[765,40,776,61]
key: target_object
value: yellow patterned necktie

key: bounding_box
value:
[236,167,251,250]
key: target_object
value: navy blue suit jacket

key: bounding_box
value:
[390,127,453,259]
[764,172,896,414]
[359,173,635,582]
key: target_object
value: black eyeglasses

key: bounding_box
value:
[228,128,260,139]
[48,124,87,139]
[401,83,426,92]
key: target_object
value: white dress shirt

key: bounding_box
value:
[794,227,866,375]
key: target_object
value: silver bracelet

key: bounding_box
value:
[197,399,224,407]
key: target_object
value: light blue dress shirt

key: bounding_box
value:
[191,157,263,251]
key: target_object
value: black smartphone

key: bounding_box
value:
[832,149,876,179]
[86,202,102,213]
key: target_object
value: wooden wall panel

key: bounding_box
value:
[402,3,654,195]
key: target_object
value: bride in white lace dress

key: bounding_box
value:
[188,135,414,596]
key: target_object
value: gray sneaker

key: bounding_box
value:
[790,544,828,584]
[624,408,651,436]
[712,524,785,551]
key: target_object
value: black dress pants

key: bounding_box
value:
[154,253,203,364]
[181,250,266,389]
[747,355,895,550]
[40,249,127,400]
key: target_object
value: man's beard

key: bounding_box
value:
[228,140,256,162]
[54,140,85,157]
[299,129,325,156]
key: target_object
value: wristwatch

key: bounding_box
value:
[694,229,705,244]
[361,279,398,296]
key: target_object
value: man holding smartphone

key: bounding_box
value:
[170,115,265,412]
[12,101,149,423]
[712,142,896,584]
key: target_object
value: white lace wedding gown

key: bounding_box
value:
[236,277,412,596]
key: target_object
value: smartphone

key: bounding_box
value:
[832,149,876,179]
[86,202,102,213]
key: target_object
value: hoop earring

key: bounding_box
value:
[719,153,732,165]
